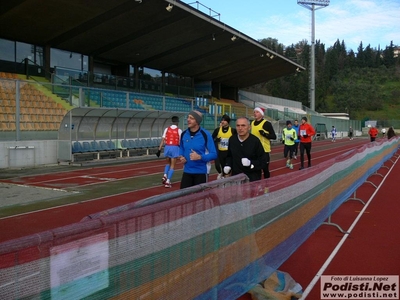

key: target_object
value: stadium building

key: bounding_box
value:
[0,0,359,167]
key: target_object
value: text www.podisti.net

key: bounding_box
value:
[320,275,399,299]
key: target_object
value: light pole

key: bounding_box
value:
[297,0,329,111]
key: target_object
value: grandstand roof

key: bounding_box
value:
[0,0,304,88]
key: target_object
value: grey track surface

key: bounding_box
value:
[0,182,72,208]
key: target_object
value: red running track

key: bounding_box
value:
[5,138,396,300]
[278,149,400,299]
[0,139,367,243]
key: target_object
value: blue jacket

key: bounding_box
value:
[180,128,217,174]
[292,124,300,142]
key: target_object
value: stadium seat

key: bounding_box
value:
[82,142,92,152]
[99,141,111,151]
[144,139,152,148]
[107,140,116,150]
[128,140,139,149]
[121,139,129,149]
[90,141,101,152]
[72,141,83,153]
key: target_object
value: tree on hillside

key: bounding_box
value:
[356,42,365,67]
[259,38,284,55]
[364,44,376,68]
[383,41,396,68]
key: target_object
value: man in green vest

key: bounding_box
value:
[282,120,298,170]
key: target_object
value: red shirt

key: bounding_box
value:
[165,126,180,146]
[299,123,316,143]
[368,127,378,138]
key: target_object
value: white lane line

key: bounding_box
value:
[300,153,399,299]
[0,183,161,220]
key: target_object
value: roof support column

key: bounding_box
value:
[88,55,94,87]
[44,45,51,80]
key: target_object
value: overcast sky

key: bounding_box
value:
[182,0,400,52]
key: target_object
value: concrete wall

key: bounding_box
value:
[0,140,58,169]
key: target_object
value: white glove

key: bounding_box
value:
[241,158,251,167]
[223,166,231,174]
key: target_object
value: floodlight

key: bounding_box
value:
[298,0,330,111]
[166,4,173,12]
[297,0,330,6]
[231,35,237,41]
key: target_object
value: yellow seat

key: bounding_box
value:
[7,122,16,131]
[19,114,29,122]
[5,106,15,114]
[0,122,8,131]
[6,114,15,122]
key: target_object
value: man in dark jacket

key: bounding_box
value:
[224,117,267,182]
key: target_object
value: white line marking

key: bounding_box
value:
[0,184,160,220]
[300,153,399,299]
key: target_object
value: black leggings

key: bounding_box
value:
[262,152,271,179]
[300,142,312,167]
[180,173,207,189]
[214,150,229,174]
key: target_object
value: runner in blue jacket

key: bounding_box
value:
[179,110,217,189]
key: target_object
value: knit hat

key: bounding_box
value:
[221,114,231,123]
[286,120,292,125]
[188,110,203,124]
[254,107,265,116]
[302,116,308,122]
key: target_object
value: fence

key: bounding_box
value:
[0,139,398,299]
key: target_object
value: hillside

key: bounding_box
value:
[244,39,400,121]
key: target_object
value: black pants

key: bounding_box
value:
[294,141,299,156]
[214,150,229,174]
[180,173,207,189]
[300,142,312,167]
[262,152,271,179]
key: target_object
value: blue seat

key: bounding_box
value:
[121,140,129,148]
[137,139,146,148]
[107,141,116,150]
[99,141,111,151]
[145,139,152,148]
[90,141,101,151]
[130,139,138,148]
[81,141,92,152]
[127,140,135,149]
[72,141,83,153]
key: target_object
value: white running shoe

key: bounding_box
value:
[164,181,172,188]
[286,159,290,167]
[289,164,293,169]
[293,155,297,160]
[162,175,167,184]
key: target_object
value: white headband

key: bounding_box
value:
[254,107,264,116]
